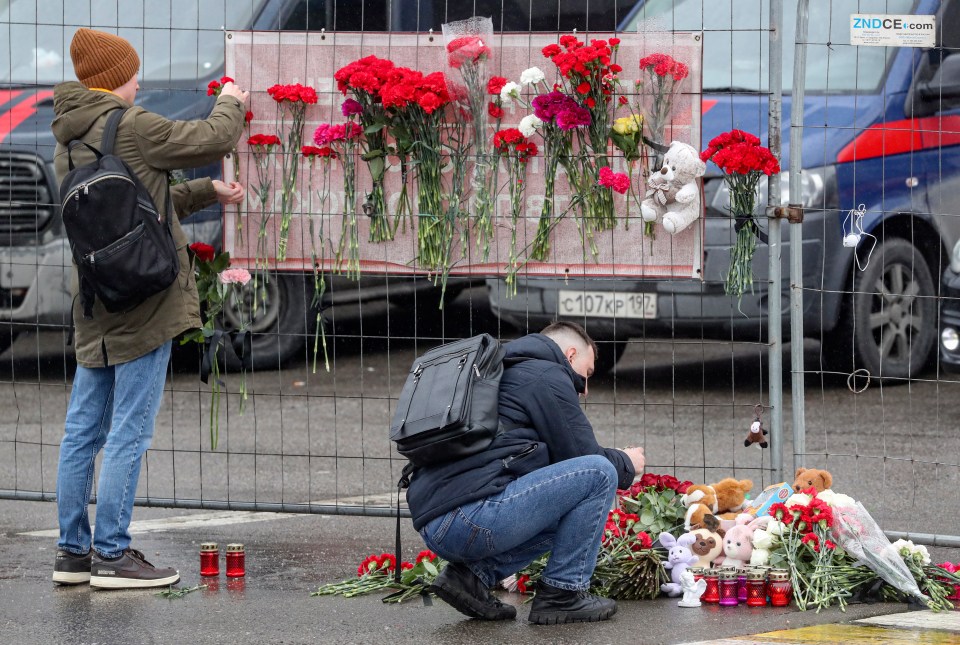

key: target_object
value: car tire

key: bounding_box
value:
[823,238,936,381]
[217,272,314,371]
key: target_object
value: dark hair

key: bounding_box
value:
[541,321,599,358]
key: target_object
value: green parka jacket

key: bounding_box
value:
[51,82,245,368]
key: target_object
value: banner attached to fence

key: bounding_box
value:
[223,30,702,279]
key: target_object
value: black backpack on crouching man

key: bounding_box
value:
[59,107,179,318]
[388,333,523,583]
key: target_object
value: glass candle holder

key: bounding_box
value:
[200,542,219,577]
[737,568,748,603]
[701,569,720,604]
[719,570,739,606]
[690,567,705,582]
[768,569,792,607]
[225,543,246,578]
[746,569,768,607]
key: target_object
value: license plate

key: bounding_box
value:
[557,290,657,319]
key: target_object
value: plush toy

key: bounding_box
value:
[680,478,754,531]
[744,404,768,448]
[793,467,833,493]
[689,526,724,569]
[640,141,707,235]
[721,513,773,568]
[658,531,700,597]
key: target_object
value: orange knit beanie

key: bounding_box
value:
[70,28,140,90]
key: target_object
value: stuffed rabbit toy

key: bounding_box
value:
[721,514,772,568]
[658,531,700,597]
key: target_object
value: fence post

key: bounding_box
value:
[789,0,810,474]
[767,0,784,484]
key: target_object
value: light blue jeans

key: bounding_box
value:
[419,455,618,591]
[56,342,171,558]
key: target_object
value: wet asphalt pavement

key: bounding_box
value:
[0,499,914,645]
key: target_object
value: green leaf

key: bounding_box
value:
[364,123,384,135]
[366,156,385,181]
[360,148,385,161]
[640,510,655,526]
[423,560,438,576]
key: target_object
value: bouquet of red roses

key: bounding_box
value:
[700,130,780,298]
[618,473,692,537]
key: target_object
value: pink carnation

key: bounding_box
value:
[219,268,252,286]
[598,166,630,194]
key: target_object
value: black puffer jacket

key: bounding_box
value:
[406,333,635,530]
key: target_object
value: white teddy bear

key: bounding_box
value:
[640,141,707,234]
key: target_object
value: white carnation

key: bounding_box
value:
[499,81,521,105]
[786,492,811,507]
[518,114,543,137]
[520,66,545,86]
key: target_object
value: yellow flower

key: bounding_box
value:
[613,114,642,135]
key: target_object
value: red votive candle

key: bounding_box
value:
[225,543,246,577]
[701,568,720,604]
[200,542,219,577]
[746,569,768,607]
[768,569,792,606]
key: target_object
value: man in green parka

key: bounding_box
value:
[50,27,248,589]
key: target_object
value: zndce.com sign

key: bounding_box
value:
[850,14,935,47]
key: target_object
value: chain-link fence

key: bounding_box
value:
[1,0,958,550]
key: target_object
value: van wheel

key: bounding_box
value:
[824,238,936,381]
[217,273,313,371]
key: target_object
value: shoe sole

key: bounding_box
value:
[52,571,90,585]
[90,572,180,589]
[528,605,617,625]
[427,583,516,621]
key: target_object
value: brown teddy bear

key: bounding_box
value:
[792,467,833,494]
[680,478,754,531]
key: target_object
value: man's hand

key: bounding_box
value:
[213,180,244,205]
[623,446,645,474]
[219,81,249,104]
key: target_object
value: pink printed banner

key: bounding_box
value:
[223,30,702,279]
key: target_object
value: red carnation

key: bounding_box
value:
[488,102,504,119]
[487,76,508,95]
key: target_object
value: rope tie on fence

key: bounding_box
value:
[847,368,871,394]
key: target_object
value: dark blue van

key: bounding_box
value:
[489,0,960,380]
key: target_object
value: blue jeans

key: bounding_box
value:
[419,455,618,591]
[56,342,171,558]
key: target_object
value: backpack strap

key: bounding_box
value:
[100,108,128,156]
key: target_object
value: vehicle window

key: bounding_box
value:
[623,0,915,93]
[274,0,638,33]
[0,0,259,84]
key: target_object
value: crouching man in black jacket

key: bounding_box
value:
[407,322,645,624]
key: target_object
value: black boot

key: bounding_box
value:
[428,563,517,620]
[528,582,617,625]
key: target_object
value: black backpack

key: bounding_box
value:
[59,108,179,318]
[390,333,506,467]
